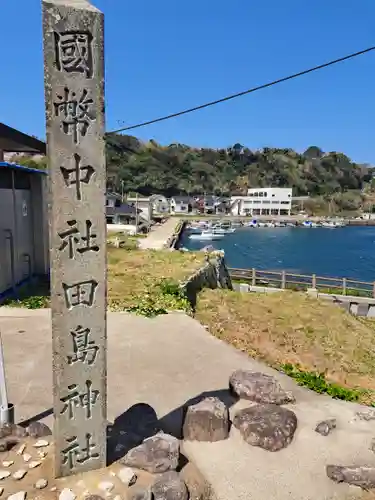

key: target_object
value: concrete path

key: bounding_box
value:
[0,308,374,500]
[138,217,180,250]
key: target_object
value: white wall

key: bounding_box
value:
[231,188,292,216]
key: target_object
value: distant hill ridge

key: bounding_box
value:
[105,134,373,198]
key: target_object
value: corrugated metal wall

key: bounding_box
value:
[0,168,47,296]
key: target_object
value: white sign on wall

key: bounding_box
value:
[22,200,28,217]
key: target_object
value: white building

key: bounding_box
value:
[231,187,292,216]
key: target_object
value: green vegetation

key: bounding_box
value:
[195,289,375,405]
[106,135,373,201]
[280,363,367,402]
[125,279,191,317]
[107,247,205,312]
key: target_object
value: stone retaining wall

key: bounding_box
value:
[181,251,233,308]
[164,220,186,249]
[233,283,375,318]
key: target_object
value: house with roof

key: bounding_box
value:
[106,193,151,233]
[149,194,170,215]
[170,196,192,214]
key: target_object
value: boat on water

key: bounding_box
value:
[301,220,320,228]
[212,227,236,234]
[189,230,224,241]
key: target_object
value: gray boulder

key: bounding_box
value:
[326,465,375,489]
[0,424,27,439]
[152,471,188,500]
[233,403,297,451]
[315,419,336,436]
[183,397,229,442]
[27,422,52,438]
[121,433,179,473]
[229,370,295,404]
[128,488,152,500]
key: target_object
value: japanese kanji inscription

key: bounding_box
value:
[42,0,106,478]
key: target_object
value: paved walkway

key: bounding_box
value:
[0,308,374,500]
[138,217,180,250]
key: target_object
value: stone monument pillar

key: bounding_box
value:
[42,0,107,477]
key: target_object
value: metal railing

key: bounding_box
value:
[228,267,375,297]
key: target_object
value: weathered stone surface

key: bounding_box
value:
[8,492,26,500]
[128,488,152,500]
[152,471,188,500]
[233,403,297,451]
[229,370,295,404]
[315,419,336,436]
[84,496,104,500]
[121,433,179,473]
[356,409,375,421]
[98,482,114,493]
[326,465,375,489]
[13,469,27,480]
[42,0,107,478]
[0,424,27,439]
[60,488,76,500]
[35,479,48,489]
[183,397,229,442]
[370,437,375,453]
[0,470,10,479]
[117,466,137,486]
[0,439,18,452]
[27,422,52,438]
[33,440,49,448]
[180,462,212,500]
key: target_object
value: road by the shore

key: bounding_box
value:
[138,217,180,250]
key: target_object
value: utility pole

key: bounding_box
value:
[121,180,124,203]
[135,192,139,234]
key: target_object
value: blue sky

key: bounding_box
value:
[1,0,374,163]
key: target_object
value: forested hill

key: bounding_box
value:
[105,134,372,198]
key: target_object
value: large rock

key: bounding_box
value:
[183,397,229,442]
[233,403,297,451]
[152,471,188,500]
[229,370,295,404]
[326,465,375,489]
[121,433,179,473]
[128,488,152,500]
[26,422,52,438]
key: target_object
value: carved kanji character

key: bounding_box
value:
[68,326,99,366]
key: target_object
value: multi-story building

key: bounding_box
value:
[231,187,292,216]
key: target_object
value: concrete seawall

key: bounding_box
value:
[233,282,375,318]
[138,218,183,250]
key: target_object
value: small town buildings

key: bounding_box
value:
[149,194,170,215]
[106,192,150,233]
[126,196,153,221]
[170,196,192,214]
[231,187,292,216]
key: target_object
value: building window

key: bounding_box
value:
[264,192,267,197]
[281,201,289,205]
[262,200,270,204]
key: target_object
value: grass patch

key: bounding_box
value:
[108,248,205,312]
[195,289,375,405]
[2,248,205,313]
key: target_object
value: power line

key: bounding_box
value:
[108,46,375,134]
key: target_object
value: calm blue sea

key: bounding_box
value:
[179,226,375,282]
